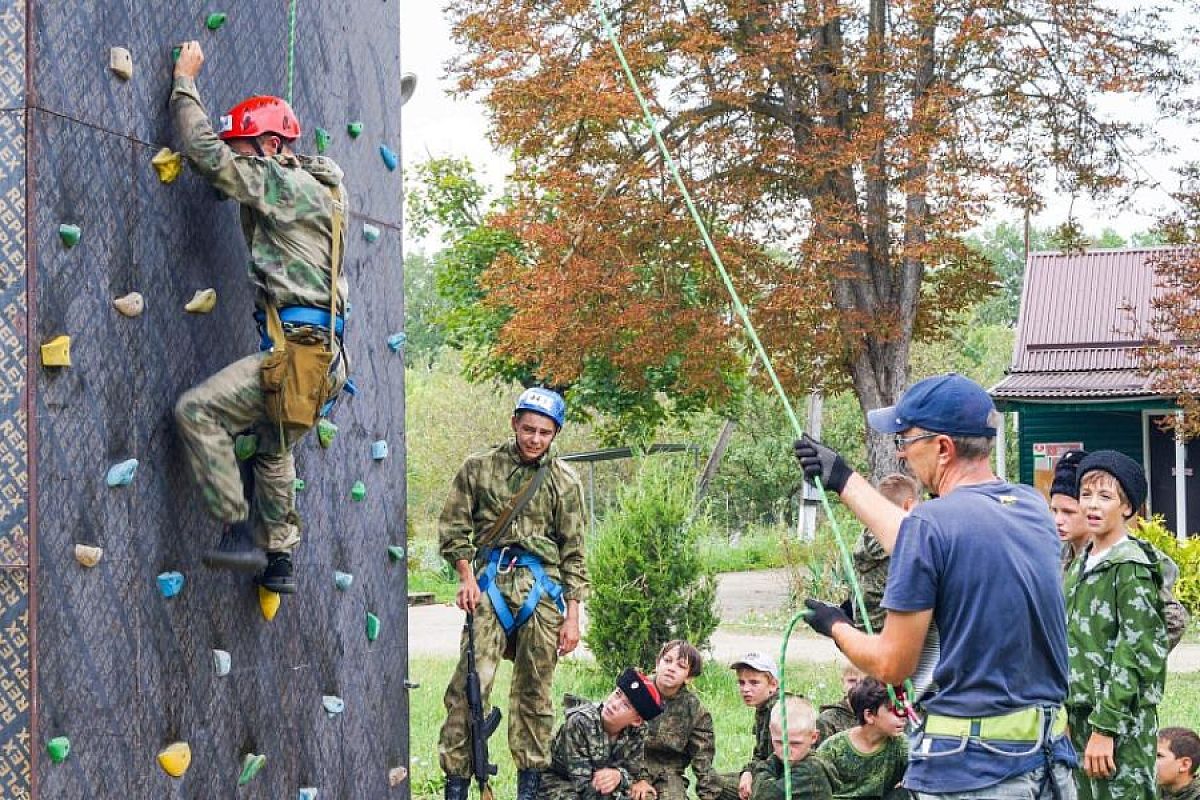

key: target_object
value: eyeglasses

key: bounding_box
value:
[893,432,939,452]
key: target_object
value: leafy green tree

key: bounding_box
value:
[403,250,448,367]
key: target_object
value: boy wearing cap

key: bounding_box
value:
[541,668,665,800]
[720,652,782,800]
[1065,450,1167,800]
[751,695,831,800]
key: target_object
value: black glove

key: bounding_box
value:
[793,434,852,494]
[803,597,852,638]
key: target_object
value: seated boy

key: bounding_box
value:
[541,668,666,800]
[815,678,908,800]
[750,694,832,800]
[720,652,782,800]
[633,640,723,800]
[817,662,864,743]
[1157,727,1200,800]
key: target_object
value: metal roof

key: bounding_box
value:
[991,370,1154,399]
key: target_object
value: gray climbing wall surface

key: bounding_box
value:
[0,1,409,797]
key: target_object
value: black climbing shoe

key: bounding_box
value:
[258,551,297,594]
[444,776,470,800]
[201,521,267,572]
[516,769,541,800]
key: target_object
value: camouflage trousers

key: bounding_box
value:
[642,769,691,800]
[539,773,630,800]
[1066,706,1157,800]
[439,566,564,775]
[174,348,346,553]
[718,771,745,800]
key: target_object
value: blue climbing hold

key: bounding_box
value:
[299,789,319,800]
[362,223,381,242]
[322,695,345,717]
[371,440,389,461]
[333,571,353,591]
[379,144,398,171]
[106,458,139,487]
[157,571,185,598]
[387,332,406,352]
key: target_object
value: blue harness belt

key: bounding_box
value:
[476,546,566,636]
[254,306,346,349]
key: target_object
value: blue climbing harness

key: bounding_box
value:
[476,546,566,636]
[254,306,346,349]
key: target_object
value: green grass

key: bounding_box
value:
[696,526,789,573]
[409,656,1200,800]
[408,568,459,604]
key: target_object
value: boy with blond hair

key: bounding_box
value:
[751,695,832,800]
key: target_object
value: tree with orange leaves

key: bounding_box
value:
[437,0,1195,475]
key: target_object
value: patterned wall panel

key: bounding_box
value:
[0,1,24,111]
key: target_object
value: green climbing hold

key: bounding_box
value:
[234,434,258,461]
[315,127,331,154]
[294,478,306,492]
[351,481,366,502]
[58,224,81,248]
[205,12,228,30]
[346,121,363,138]
[366,611,380,642]
[238,752,267,786]
[171,45,182,63]
[317,419,337,449]
[46,736,70,764]
[387,546,405,563]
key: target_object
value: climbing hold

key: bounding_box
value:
[387,332,406,353]
[317,419,337,448]
[212,649,231,677]
[351,481,366,502]
[157,742,191,777]
[184,288,217,313]
[362,223,381,242]
[234,434,258,461]
[205,12,228,30]
[74,544,103,568]
[379,144,398,171]
[106,458,139,487]
[333,571,353,590]
[58,223,81,247]
[399,72,419,106]
[346,121,363,138]
[157,571,185,598]
[238,752,267,786]
[171,45,182,62]
[321,695,344,717]
[258,585,280,621]
[46,736,70,764]
[388,766,408,787]
[113,291,145,317]
[314,127,330,155]
[371,440,389,460]
[366,611,380,642]
[40,335,71,367]
[294,478,306,492]
[151,147,183,184]
[299,789,319,800]
[387,546,405,563]
[109,47,133,80]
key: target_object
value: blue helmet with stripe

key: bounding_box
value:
[514,388,566,429]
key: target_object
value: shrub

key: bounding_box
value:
[1132,515,1200,614]
[585,461,719,676]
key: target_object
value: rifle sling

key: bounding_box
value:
[477,462,548,553]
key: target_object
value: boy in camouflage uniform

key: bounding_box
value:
[632,641,723,800]
[816,662,863,743]
[1157,728,1200,800]
[850,475,919,633]
[541,668,665,800]
[750,695,831,800]
[438,389,587,800]
[1064,451,1167,800]
[814,678,908,800]
[170,41,349,593]
[721,652,781,800]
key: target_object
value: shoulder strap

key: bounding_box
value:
[479,463,549,547]
[328,185,345,327]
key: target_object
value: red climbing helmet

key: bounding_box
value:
[218,95,302,141]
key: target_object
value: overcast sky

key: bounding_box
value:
[399,4,1181,251]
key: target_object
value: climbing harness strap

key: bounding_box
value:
[255,307,346,349]
[923,707,1067,742]
[477,547,567,636]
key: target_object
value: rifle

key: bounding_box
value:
[465,612,501,800]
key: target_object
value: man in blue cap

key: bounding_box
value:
[793,373,1077,799]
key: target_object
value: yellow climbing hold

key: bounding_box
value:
[258,585,280,621]
[40,335,71,367]
[109,47,133,80]
[74,544,103,568]
[156,741,192,778]
[151,148,183,184]
[184,288,217,313]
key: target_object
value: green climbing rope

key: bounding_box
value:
[285,0,299,104]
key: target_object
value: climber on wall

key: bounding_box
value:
[169,40,350,594]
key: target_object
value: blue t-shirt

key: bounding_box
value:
[882,481,1076,792]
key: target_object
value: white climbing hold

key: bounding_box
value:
[109,47,133,80]
[112,291,145,317]
[212,649,231,677]
[184,288,217,313]
[74,544,103,568]
[388,766,408,786]
[322,695,344,718]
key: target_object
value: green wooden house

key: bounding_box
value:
[990,247,1199,537]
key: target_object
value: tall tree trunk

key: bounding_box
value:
[849,337,908,481]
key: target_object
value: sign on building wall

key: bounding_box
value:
[1032,441,1084,498]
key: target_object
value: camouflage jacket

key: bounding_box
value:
[1064,537,1168,736]
[741,691,780,776]
[816,699,855,745]
[541,700,647,799]
[170,76,349,315]
[852,529,889,633]
[815,731,908,799]
[439,441,588,602]
[750,755,832,800]
[1163,778,1200,800]
[639,683,722,800]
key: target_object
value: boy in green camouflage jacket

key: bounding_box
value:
[720,652,782,800]
[1157,727,1200,800]
[751,695,831,800]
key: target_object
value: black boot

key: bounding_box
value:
[258,551,297,594]
[517,769,541,800]
[202,521,267,572]
[444,776,469,800]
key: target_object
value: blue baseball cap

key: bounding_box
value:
[866,373,997,437]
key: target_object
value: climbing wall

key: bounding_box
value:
[0,1,409,797]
